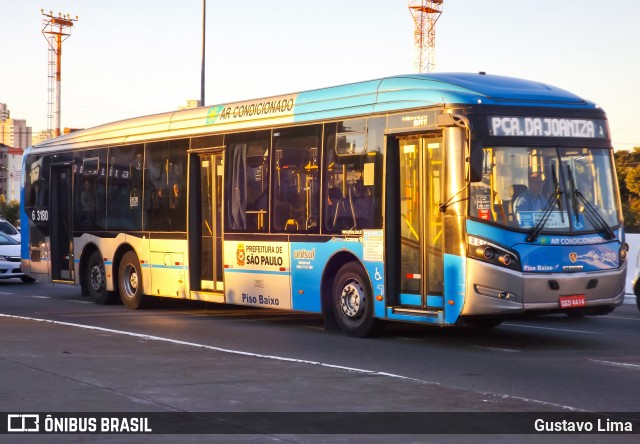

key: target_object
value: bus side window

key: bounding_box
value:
[323,126,381,232]
[272,125,321,233]
[224,131,271,233]
[107,144,143,231]
[144,140,188,231]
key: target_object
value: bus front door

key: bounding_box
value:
[50,164,74,282]
[196,153,224,292]
[394,135,444,312]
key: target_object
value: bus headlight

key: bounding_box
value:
[620,242,629,263]
[468,235,519,271]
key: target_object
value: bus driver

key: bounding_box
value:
[514,172,547,213]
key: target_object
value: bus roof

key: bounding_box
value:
[31,72,600,151]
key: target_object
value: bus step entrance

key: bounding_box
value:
[391,307,441,318]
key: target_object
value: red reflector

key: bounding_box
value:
[280,267,286,272]
[405,273,421,279]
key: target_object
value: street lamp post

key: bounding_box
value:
[200,0,206,107]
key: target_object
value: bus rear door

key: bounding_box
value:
[190,152,224,294]
[50,164,74,282]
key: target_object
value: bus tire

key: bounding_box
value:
[118,251,146,309]
[86,250,117,305]
[332,262,378,338]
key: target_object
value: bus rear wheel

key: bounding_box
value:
[118,251,146,309]
[86,250,117,305]
[332,262,378,338]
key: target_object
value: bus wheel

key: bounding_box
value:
[332,262,377,338]
[86,251,116,305]
[118,251,146,309]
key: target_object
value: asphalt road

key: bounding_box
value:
[0,280,639,442]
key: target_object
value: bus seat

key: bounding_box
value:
[284,218,298,231]
[508,184,527,219]
[331,198,355,230]
[349,182,374,228]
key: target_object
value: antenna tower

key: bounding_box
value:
[408,0,443,73]
[41,10,78,138]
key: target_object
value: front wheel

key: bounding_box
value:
[332,262,378,337]
[118,251,146,309]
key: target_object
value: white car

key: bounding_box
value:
[631,247,640,311]
[0,219,20,242]
[0,232,35,283]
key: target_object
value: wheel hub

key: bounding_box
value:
[340,281,364,318]
[90,265,103,291]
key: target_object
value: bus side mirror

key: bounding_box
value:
[469,140,483,183]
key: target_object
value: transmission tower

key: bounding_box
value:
[41,10,78,138]
[408,0,443,73]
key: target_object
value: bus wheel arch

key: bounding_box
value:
[80,244,117,305]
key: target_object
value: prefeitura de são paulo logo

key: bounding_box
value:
[236,243,245,266]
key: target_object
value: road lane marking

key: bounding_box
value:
[607,315,640,322]
[589,359,640,370]
[0,313,587,412]
[502,323,605,335]
[29,295,51,299]
[473,346,521,353]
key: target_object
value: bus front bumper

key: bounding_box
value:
[462,259,626,316]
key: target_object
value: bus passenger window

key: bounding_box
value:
[107,144,143,231]
[272,125,321,233]
[144,139,188,231]
[224,131,271,233]
[323,122,381,233]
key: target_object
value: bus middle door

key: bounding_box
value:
[392,134,445,314]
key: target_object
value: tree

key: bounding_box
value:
[0,197,20,227]
[614,147,640,233]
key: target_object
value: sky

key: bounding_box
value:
[1,0,639,150]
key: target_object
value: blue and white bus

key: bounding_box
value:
[21,73,627,336]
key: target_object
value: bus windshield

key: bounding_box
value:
[469,146,622,234]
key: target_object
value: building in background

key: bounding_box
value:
[0,103,32,150]
[179,99,201,110]
[0,103,9,122]
[0,142,23,203]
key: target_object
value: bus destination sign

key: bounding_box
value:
[489,116,607,139]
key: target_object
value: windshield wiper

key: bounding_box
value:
[526,185,562,242]
[566,165,615,240]
[574,190,615,239]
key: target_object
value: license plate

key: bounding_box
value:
[559,295,586,308]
